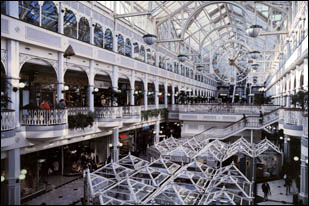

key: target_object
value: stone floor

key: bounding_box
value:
[24,178,84,205]
[256,179,294,205]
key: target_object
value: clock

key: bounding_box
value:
[211,40,252,83]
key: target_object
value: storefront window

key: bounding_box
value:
[78,17,90,43]
[94,23,103,47]
[104,28,113,51]
[64,9,77,39]
[41,1,58,32]
[19,1,40,26]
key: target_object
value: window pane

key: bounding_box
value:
[94,23,103,47]
[19,1,40,26]
[125,38,132,57]
[41,1,58,32]
[64,9,77,39]
[78,17,90,43]
[104,29,113,51]
[118,34,124,55]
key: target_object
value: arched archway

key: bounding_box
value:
[118,75,131,106]
[134,78,144,106]
[147,81,155,106]
[64,68,89,107]
[19,58,58,108]
[93,72,113,107]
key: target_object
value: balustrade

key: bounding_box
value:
[95,107,123,119]
[122,106,141,116]
[282,109,303,125]
[170,104,279,114]
[1,110,16,131]
[67,107,89,115]
[21,109,67,126]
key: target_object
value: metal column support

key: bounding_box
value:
[112,127,119,162]
[6,148,21,205]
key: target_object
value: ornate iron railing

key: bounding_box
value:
[122,106,141,116]
[67,107,89,115]
[21,109,67,126]
[1,110,15,131]
[95,107,123,119]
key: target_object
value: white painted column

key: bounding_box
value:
[171,84,175,105]
[90,18,94,45]
[154,120,160,144]
[144,74,148,110]
[88,60,94,112]
[57,52,64,102]
[112,127,119,162]
[6,148,20,205]
[296,65,301,92]
[58,2,64,34]
[130,72,135,106]
[304,58,308,91]
[155,79,159,109]
[164,83,168,108]
[112,66,119,106]
[7,38,20,128]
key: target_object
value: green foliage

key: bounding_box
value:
[1,92,12,109]
[141,108,169,121]
[292,90,308,110]
[254,94,271,105]
[68,112,95,130]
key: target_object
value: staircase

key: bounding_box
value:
[195,108,280,141]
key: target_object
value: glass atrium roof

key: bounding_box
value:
[86,154,255,205]
[97,1,290,76]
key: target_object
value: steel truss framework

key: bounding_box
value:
[86,153,254,205]
[149,135,282,163]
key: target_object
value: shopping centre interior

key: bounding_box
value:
[1,1,308,205]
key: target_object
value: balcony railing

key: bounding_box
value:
[68,107,89,115]
[95,107,123,119]
[195,108,280,141]
[171,104,280,114]
[1,110,15,131]
[21,109,67,126]
[122,106,141,116]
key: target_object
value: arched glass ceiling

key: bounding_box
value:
[97,1,290,74]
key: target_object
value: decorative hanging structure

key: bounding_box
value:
[177,54,189,62]
[246,2,263,38]
[143,34,158,45]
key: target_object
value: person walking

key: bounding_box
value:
[262,182,270,201]
[285,176,292,195]
[242,114,247,125]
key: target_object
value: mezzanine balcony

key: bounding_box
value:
[20,109,67,140]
